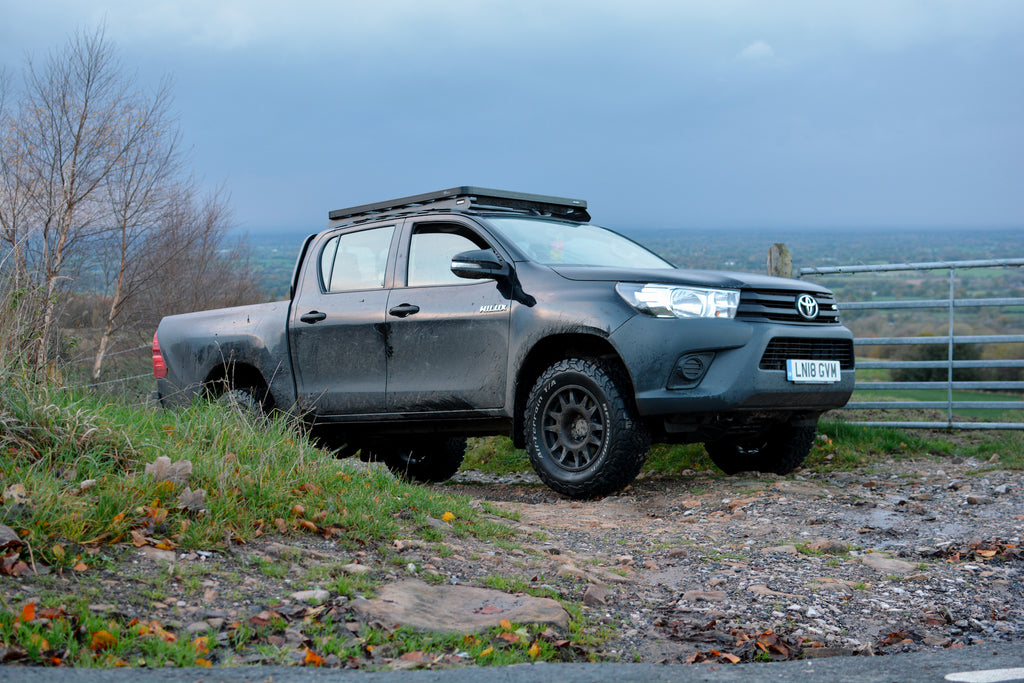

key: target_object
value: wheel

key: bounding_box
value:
[381,436,467,483]
[525,358,649,499]
[217,387,267,424]
[704,422,817,475]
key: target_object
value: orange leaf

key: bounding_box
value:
[498,632,521,643]
[90,630,117,651]
[528,642,541,659]
[499,619,512,631]
[479,647,494,657]
[73,561,88,572]
[21,602,35,622]
[304,648,325,667]
[299,520,318,533]
[720,652,741,663]
[274,518,287,533]
[130,530,149,547]
[195,658,212,667]
[192,636,209,655]
[291,504,306,518]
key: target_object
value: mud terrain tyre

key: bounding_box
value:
[217,387,268,425]
[525,358,650,499]
[381,436,468,483]
[704,422,817,475]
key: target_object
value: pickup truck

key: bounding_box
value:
[153,187,854,498]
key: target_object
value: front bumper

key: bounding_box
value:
[609,316,855,417]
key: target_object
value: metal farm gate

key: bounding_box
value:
[799,258,1024,430]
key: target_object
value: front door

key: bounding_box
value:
[385,221,511,412]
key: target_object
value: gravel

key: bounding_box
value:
[3,453,1020,666]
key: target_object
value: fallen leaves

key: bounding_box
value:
[144,456,193,486]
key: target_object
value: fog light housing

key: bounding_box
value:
[668,352,715,389]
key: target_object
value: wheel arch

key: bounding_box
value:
[512,333,633,449]
[203,362,275,410]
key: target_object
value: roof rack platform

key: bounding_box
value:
[328,186,589,225]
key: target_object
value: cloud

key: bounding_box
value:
[736,40,776,62]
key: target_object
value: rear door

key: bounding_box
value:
[385,219,512,412]
[289,224,397,415]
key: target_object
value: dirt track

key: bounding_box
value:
[441,455,1024,662]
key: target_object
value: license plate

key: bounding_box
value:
[786,359,841,384]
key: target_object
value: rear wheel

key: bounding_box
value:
[217,387,267,425]
[525,358,649,499]
[380,436,467,483]
[704,422,817,475]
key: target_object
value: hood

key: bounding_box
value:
[548,265,831,294]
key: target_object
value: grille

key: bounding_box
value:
[737,289,841,324]
[759,338,855,371]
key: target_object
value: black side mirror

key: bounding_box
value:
[451,249,510,281]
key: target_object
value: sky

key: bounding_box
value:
[1,0,1022,234]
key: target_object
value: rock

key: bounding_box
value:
[680,590,727,603]
[967,495,995,505]
[747,585,804,600]
[290,589,330,604]
[762,544,799,555]
[803,647,856,658]
[351,580,569,633]
[556,564,586,579]
[138,546,176,564]
[583,584,609,606]
[340,563,372,575]
[806,606,823,619]
[185,621,211,634]
[859,554,918,574]
[808,540,848,554]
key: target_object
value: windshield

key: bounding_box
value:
[487,218,674,269]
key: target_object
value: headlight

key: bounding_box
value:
[616,283,740,319]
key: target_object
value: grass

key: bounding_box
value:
[464,417,1024,480]
[0,381,515,570]
[0,371,606,669]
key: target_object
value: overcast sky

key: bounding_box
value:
[2,0,1022,233]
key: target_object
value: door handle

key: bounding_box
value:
[388,303,420,318]
[300,311,327,324]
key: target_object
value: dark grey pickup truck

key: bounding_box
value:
[153,187,854,498]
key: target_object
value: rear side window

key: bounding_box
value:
[319,226,395,292]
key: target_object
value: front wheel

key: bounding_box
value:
[704,422,817,475]
[380,437,467,483]
[525,358,649,499]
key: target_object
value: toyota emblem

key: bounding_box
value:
[796,294,819,320]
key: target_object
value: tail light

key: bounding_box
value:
[152,331,167,379]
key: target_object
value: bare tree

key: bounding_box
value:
[127,184,264,334]
[90,77,181,378]
[2,26,264,380]
[0,27,171,371]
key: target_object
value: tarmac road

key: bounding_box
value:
[0,642,1021,682]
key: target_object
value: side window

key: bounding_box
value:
[320,225,395,292]
[407,225,491,287]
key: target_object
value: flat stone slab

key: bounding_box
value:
[351,580,569,634]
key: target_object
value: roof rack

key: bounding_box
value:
[328,186,590,225]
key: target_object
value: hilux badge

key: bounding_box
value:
[796,294,819,320]
[479,304,508,313]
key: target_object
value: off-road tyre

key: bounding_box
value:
[525,358,650,499]
[217,387,268,425]
[704,422,817,475]
[381,436,468,483]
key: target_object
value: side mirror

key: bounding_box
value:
[451,249,510,281]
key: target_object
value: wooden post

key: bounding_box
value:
[767,243,792,278]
